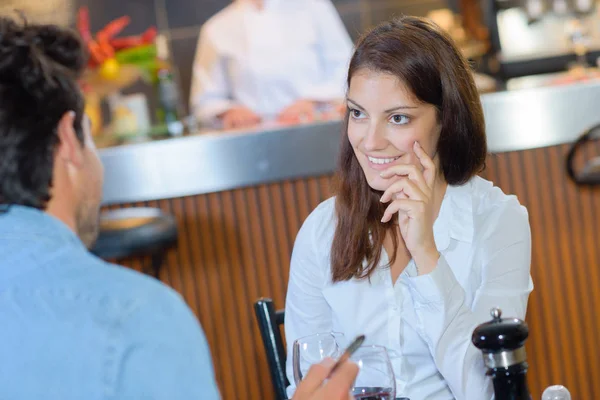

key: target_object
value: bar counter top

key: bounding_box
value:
[99,80,600,205]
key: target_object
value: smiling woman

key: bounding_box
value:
[336,15,487,283]
[284,16,532,400]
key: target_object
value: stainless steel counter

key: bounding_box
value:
[100,81,600,205]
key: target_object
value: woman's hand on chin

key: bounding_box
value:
[379,141,440,274]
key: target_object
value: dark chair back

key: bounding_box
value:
[254,298,288,400]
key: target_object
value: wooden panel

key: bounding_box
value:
[109,144,600,399]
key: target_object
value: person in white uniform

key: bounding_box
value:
[285,16,533,400]
[190,0,354,129]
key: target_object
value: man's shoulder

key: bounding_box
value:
[14,246,193,327]
[48,257,218,399]
[53,256,203,349]
[74,256,188,315]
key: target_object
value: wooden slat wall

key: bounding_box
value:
[481,143,600,399]
[108,143,600,400]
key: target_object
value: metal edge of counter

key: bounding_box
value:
[100,121,342,205]
[100,81,600,205]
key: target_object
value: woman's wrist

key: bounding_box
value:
[412,244,440,275]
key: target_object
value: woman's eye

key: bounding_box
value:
[349,108,365,119]
[390,114,410,125]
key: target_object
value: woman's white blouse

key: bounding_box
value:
[285,176,533,399]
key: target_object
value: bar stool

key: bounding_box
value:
[90,207,178,279]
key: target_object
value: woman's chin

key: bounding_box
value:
[366,177,393,193]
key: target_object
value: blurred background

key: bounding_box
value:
[5,0,600,138]
[10,0,600,136]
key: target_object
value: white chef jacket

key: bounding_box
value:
[285,176,534,399]
[189,0,353,125]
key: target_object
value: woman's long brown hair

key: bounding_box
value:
[330,16,487,282]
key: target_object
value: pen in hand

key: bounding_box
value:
[329,334,366,376]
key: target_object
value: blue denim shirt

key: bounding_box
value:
[0,206,221,400]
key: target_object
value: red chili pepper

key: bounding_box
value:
[141,26,157,44]
[110,36,144,51]
[97,16,131,41]
[109,26,157,51]
[76,6,92,43]
[87,40,106,65]
[98,39,115,59]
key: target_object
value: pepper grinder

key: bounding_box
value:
[472,308,532,400]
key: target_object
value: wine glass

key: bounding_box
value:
[292,332,346,383]
[292,333,396,400]
[349,345,396,400]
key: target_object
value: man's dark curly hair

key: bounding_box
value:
[0,15,87,210]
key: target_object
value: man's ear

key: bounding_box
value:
[56,111,84,168]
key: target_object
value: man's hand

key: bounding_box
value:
[219,106,262,130]
[292,358,359,400]
[277,100,318,125]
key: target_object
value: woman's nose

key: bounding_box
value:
[362,124,388,151]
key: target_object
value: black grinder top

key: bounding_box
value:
[472,308,529,369]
